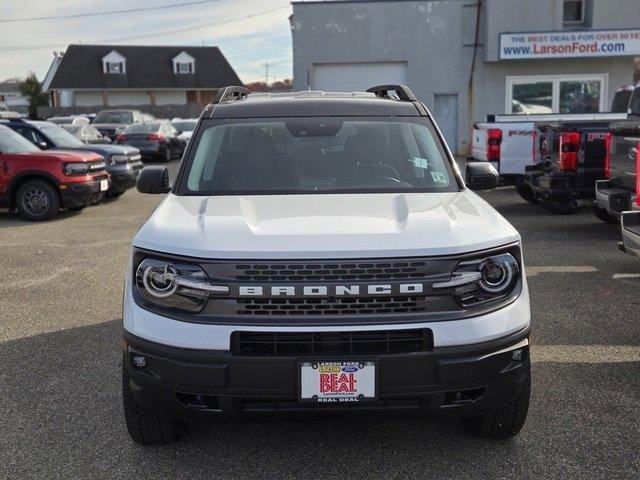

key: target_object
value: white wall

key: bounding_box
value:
[312,62,407,92]
[155,90,187,105]
[74,91,101,107]
[108,91,149,106]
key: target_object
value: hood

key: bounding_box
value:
[61,144,140,156]
[26,149,104,162]
[133,190,520,259]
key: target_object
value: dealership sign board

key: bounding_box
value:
[500,29,640,60]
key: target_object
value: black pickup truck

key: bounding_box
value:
[524,121,609,214]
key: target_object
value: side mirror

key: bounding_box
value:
[137,166,171,194]
[38,141,48,149]
[465,161,499,191]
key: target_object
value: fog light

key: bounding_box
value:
[511,349,525,361]
[132,355,147,368]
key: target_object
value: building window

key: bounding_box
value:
[506,74,607,114]
[176,62,193,74]
[106,62,123,74]
[563,0,584,24]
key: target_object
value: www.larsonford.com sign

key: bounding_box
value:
[500,29,640,60]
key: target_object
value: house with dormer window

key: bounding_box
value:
[43,44,242,108]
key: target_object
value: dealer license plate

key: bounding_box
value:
[299,361,376,402]
[99,179,109,191]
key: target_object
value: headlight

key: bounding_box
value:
[433,252,520,307]
[110,154,129,165]
[64,162,89,175]
[135,258,228,313]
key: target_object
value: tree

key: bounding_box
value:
[19,73,48,119]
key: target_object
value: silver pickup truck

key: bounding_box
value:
[593,116,640,256]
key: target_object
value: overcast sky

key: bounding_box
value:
[0,0,298,84]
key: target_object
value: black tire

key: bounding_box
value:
[122,365,187,445]
[542,200,581,215]
[67,206,86,212]
[515,183,537,204]
[164,146,172,163]
[15,179,60,221]
[592,205,618,225]
[462,365,531,439]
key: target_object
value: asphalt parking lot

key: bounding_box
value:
[1,167,639,479]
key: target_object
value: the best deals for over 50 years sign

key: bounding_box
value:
[500,29,640,60]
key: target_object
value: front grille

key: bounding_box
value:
[230,328,433,356]
[234,260,428,281]
[237,296,428,316]
[88,161,106,172]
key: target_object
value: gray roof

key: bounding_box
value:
[0,82,21,93]
[49,44,242,90]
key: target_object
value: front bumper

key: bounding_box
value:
[594,180,634,217]
[107,162,144,193]
[123,327,530,421]
[60,175,110,209]
[620,210,640,257]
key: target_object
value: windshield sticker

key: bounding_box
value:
[411,157,429,169]
[431,171,448,184]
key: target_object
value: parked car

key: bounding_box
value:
[523,121,611,214]
[0,124,109,220]
[471,84,637,201]
[116,121,185,162]
[593,120,640,224]
[620,210,640,257]
[92,109,146,141]
[2,119,143,198]
[47,115,83,125]
[123,85,530,445]
[170,118,197,143]
[63,124,112,144]
[0,103,21,119]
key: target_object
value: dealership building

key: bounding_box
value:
[291,0,640,154]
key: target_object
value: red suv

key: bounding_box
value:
[0,125,110,220]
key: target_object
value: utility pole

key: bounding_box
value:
[264,62,270,86]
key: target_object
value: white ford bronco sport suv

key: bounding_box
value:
[122,85,531,445]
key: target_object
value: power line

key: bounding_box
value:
[0,5,290,52]
[0,0,223,23]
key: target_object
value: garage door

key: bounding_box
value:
[312,62,408,92]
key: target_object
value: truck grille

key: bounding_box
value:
[234,260,428,281]
[236,296,428,316]
[230,328,434,356]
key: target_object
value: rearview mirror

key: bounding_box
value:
[465,161,499,191]
[137,166,171,194]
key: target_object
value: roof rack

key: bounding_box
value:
[213,86,251,104]
[366,85,417,102]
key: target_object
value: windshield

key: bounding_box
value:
[94,111,133,124]
[62,125,81,134]
[124,123,161,133]
[180,117,458,195]
[41,125,85,147]
[0,128,40,153]
[172,121,197,133]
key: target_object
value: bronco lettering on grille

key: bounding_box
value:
[237,283,424,297]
